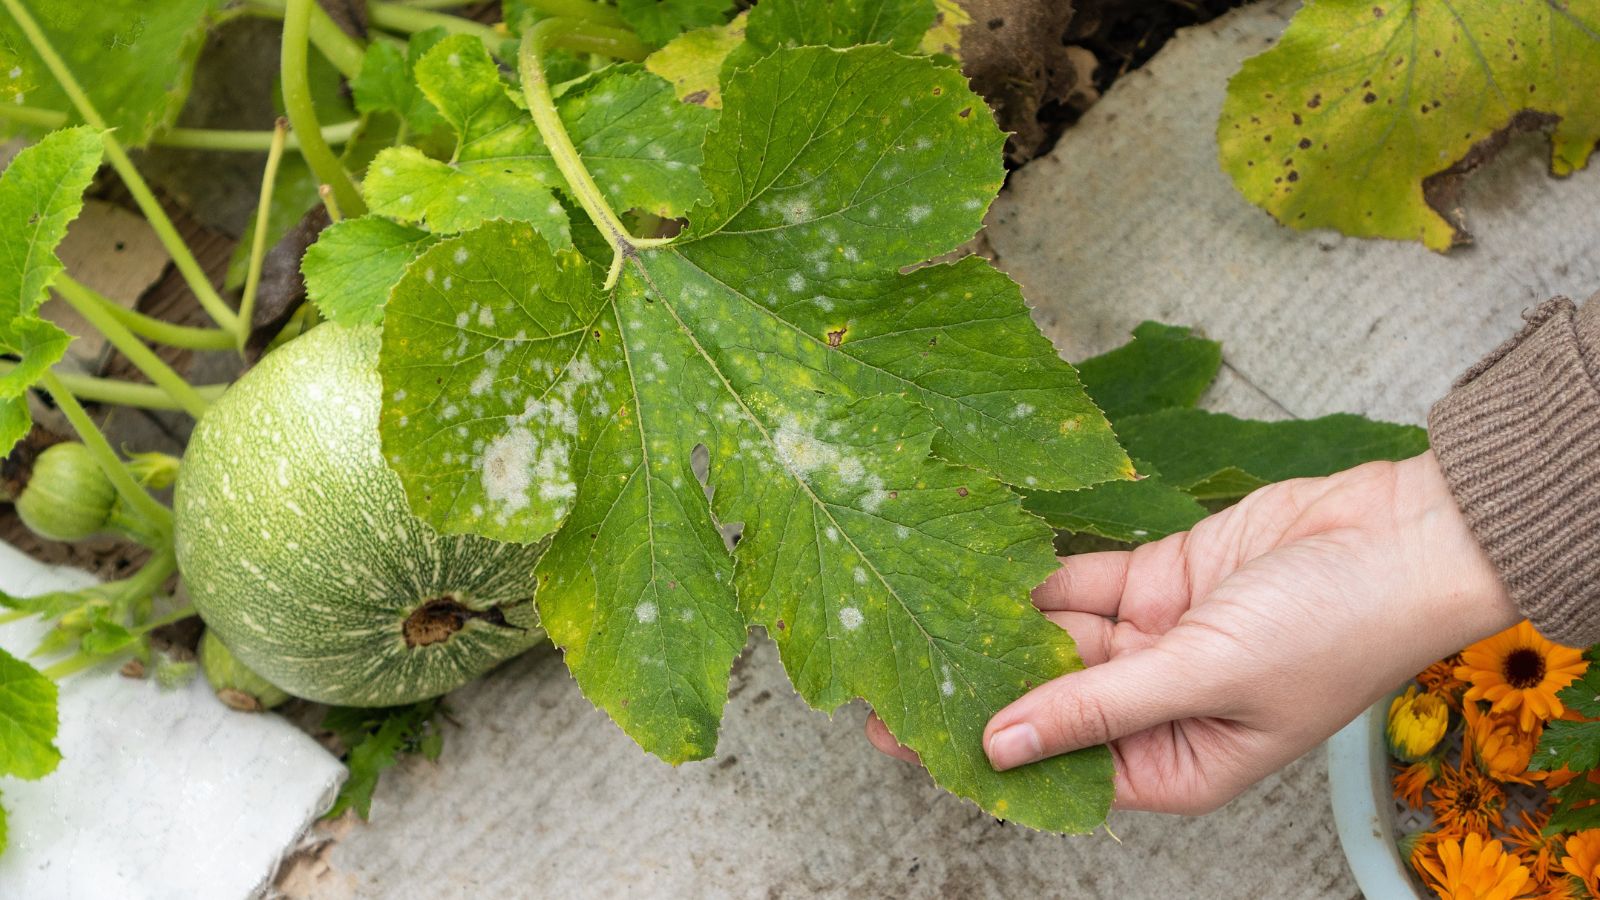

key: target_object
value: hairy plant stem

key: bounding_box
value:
[53,278,212,418]
[0,363,226,409]
[239,120,291,350]
[0,0,243,338]
[0,105,359,151]
[59,279,235,351]
[373,2,647,61]
[519,27,667,287]
[39,373,174,545]
[239,0,367,78]
[39,553,189,680]
[282,0,367,218]
[517,0,628,27]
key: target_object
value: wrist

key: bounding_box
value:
[1396,451,1519,652]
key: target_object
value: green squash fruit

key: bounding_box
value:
[199,629,291,712]
[18,442,120,541]
[174,323,549,706]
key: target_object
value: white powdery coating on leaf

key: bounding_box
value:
[838,607,864,630]
[1012,402,1036,419]
[481,428,536,514]
[636,602,658,624]
[852,567,868,585]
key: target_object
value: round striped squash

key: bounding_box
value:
[174,323,548,706]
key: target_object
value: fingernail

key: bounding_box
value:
[986,723,1042,771]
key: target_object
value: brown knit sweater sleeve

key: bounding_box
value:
[1429,294,1600,648]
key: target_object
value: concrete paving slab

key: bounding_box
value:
[0,542,345,900]
[286,1,1600,896]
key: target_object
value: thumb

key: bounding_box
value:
[982,647,1223,770]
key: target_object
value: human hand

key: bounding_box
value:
[865,452,1519,814]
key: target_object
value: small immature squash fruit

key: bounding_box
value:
[175,324,548,707]
[17,442,122,541]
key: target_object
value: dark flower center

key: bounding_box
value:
[1503,647,1547,689]
[1456,785,1480,810]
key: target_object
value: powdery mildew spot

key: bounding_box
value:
[839,606,864,630]
[636,602,658,624]
[481,428,536,515]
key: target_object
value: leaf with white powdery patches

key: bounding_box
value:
[378,221,607,543]
[385,45,1124,831]
[413,36,715,218]
[0,126,102,454]
[302,217,437,327]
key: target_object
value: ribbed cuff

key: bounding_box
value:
[1428,296,1600,648]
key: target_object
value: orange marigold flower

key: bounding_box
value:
[1505,810,1561,884]
[1395,757,1444,808]
[1539,765,1581,789]
[1421,653,1470,709]
[1418,832,1534,900]
[1561,830,1600,898]
[1456,621,1587,732]
[1429,763,1506,838]
[1401,829,1441,878]
[1530,876,1582,900]
[1464,702,1540,784]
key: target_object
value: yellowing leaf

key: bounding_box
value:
[644,11,747,108]
[1218,0,1600,250]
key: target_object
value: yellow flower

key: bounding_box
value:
[1418,832,1534,900]
[1390,685,1451,762]
[1464,702,1540,784]
[1562,830,1600,898]
[1429,763,1505,838]
[1456,622,1587,732]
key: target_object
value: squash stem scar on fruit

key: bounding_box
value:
[0,363,227,410]
[39,372,174,546]
[282,0,368,219]
[520,24,662,289]
[402,595,527,648]
[0,0,244,338]
[0,104,361,153]
[52,277,213,418]
[238,119,292,351]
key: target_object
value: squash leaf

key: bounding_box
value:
[1219,0,1600,250]
[302,218,437,327]
[378,45,1130,832]
[1076,321,1221,422]
[351,29,451,139]
[1022,477,1207,544]
[0,0,221,148]
[644,12,748,108]
[0,645,60,782]
[322,701,444,821]
[0,126,102,455]
[617,0,736,48]
[1117,409,1428,500]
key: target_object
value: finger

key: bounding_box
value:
[982,647,1225,771]
[1031,552,1131,615]
[1043,611,1115,666]
[864,713,920,765]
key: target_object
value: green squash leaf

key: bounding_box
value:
[0,0,221,148]
[618,0,735,48]
[1117,409,1428,500]
[1021,477,1207,544]
[364,147,571,243]
[0,645,60,782]
[1076,321,1222,421]
[411,35,716,219]
[383,44,1127,833]
[644,11,748,108]
[722,0,938,75]
[302,217,438,327]
[1218,0,1600,250]
[352,29,451,138]
[0,126,102,454]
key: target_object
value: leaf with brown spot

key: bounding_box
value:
[1219,0,1600,250]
